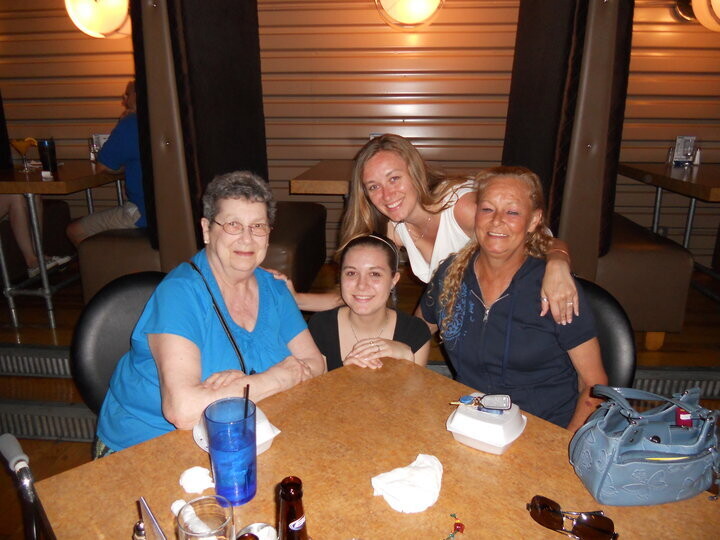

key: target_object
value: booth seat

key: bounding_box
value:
[78,200,326,302]
[595,214,693,348]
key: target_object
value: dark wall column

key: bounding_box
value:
[167,0,268,248]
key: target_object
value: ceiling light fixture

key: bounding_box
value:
[65,0,131,39]
[676,0,720,31]
[375,0,445,30]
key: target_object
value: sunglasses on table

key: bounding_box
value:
[526,495,618,539]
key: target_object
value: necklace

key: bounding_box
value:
[348,309,389,343]
[408,213,433,240]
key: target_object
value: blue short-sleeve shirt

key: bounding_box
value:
[96,249,307,450]
[97,113,146,227]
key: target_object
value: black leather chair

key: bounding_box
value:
[71,271,165,414]
[576,277,636,388]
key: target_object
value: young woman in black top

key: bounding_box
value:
[308,233,430,370]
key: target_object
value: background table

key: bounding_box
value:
[619,162,720,300]
[290,160,478,196]
[35,359,719,539]
[618,162,720,248]
[0,161,122,327]
[290,159,353,195]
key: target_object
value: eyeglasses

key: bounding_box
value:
[526,495,618,540]
[212,220,272,237]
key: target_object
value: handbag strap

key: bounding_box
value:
[189,261,250,374]
[592,385,711,418]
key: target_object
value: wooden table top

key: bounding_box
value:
[289,159,480,196]
[0,161,121,195]
[35,359,719,539]
[290,159,354,195]
[618,162,720,203]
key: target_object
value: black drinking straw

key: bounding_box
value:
[243,384,250,419]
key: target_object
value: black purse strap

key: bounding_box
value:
[189,261,251,374]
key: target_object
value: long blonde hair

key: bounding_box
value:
[437,166,553,338]
[339,134,471,246]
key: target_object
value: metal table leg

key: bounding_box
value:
[0,225,19,327]
[84,188,95,214]
[683,197,697,249]
[114,179,124,205]
[652,186,663,234]
[24,193,55,328]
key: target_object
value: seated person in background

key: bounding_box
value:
[419,166,608,431]
[0,194,70,278]
[66,80,146,246]
[308,233,430,370]
[95,171,325,456]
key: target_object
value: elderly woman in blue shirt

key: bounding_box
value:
[95,171,325,455]
[420,166,608,431]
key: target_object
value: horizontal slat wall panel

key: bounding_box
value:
[618,1,720,266]
[1,1,718,265]
[259,0,520,256]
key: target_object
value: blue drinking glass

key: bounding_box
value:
[204,397,257,506]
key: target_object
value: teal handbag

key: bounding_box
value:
[569,385,719,506]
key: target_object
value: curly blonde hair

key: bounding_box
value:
[437,166,552,338]
[339,134,471,246]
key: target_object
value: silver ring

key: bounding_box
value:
[370,340,375,346]
[567,302,574,305]
[541,297,548,302]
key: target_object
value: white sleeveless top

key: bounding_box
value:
[393,183,475,283]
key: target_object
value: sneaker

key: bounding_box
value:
[27,255,73,279]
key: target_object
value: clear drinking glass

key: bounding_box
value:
[176,494,235,540]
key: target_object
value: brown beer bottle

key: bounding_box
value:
[278,476,308,540]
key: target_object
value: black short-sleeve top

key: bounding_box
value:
[308,307,431,371]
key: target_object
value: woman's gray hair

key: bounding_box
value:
[202,170,277,224]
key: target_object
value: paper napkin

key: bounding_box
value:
[371,454,443,513]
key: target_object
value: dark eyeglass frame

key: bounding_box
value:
[212,219,272,237]
[526,495,618,540]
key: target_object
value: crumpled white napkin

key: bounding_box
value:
[179,466,215,494]
[371,454,443,513]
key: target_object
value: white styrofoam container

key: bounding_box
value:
[446,396,527,455]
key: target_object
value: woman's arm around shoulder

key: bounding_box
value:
[263,266,343,312]
[565,338,607,432]
[541,239,579,324]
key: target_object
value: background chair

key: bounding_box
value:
[70,271,165,414]
[577,277,636,388]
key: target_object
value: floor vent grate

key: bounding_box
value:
[0,345,71,378]
[633,367,720,400]
[0,401,95,442]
